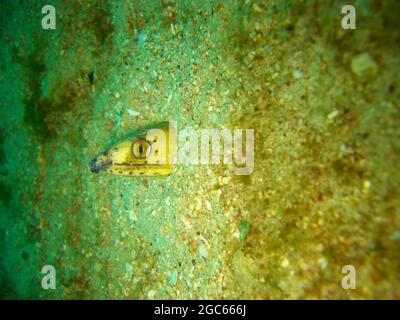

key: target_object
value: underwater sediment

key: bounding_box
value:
[0,0,399,299]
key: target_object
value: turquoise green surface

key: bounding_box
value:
[0,0,399,299]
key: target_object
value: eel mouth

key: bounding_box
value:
[89,156,111,173]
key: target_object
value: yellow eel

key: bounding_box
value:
[90,121,176,176]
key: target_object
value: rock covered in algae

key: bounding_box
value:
[351,52,378,80]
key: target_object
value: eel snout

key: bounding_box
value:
[89,153,111,174]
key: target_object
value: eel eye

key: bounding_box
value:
[132,139,151,159]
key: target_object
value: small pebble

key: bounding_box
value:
[327,110,339,120]
[351,52,378,79]
[137,32,147,48]
[199,243,208,258]
[390,231,400,241]
[127,109,140,117]
[293,69,303,79]
[129,210,138,221]
[232,231,240,239]
[281,257,289,268]
[318,257,328,269]
[170,269,178,286]
[125,263,133,273]
[147,290,156,299]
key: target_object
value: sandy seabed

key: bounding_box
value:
[0,0,399,299]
